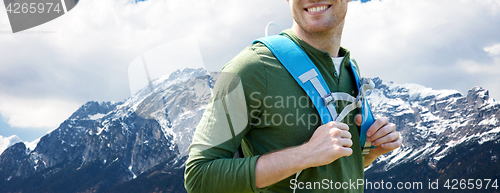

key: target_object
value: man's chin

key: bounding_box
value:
[303,24,336,34]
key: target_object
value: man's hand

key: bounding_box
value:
[301,121,353,168]
[255,121,353,188]
[356,115,402,166]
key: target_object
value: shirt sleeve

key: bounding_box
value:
[184,46,268,193]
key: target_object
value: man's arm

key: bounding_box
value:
[185,119,354,192]
[255,121,353,188]
[185,69,261,193]
[354,115,402,167]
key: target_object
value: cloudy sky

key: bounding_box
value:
[0,0,499,142]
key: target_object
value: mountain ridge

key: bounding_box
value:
[0,68,211,192]
[0,68,498,192]
[0,135,22,155]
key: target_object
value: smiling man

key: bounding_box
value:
[184,0,402,192]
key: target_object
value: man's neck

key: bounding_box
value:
[291,21,344,57]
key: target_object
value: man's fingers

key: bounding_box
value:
[341,138,353,148]
[340,130,352,139]
[331,146,353,158]
[366,117,389,137]
[336,122,349,131]
[367,123,396,142]
[339,147,353,157]
[371,130,399,146]
[326,121,349,131]
[379,136,402,150]
[355,114,362,127]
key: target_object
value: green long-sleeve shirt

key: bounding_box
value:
[185,30,364,193]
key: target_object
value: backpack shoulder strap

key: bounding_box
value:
[349,60,376,154]
[253,35,375,154]
[253,35,337,124]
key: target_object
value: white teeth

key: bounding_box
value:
[307,6,327,13]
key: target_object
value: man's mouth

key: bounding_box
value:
[305,5,331,13]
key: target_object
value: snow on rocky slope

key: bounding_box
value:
[366,77,499,173]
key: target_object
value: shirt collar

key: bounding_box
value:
[280,29,351,62]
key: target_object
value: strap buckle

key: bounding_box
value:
[362,141,372,155]
[322,93,335,106]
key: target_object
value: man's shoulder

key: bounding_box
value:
[220,42,286,90]
[222,42,277,74]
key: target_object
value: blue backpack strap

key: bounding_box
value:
[253,35,375,153]
[253,35,337,124]
[350,62,376,153]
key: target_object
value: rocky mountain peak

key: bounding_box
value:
[166,68,207,82]
[0,135,22,155]
[0,68,213,192]
[365,78,499,178]
[69,101,123,120]
[466,86,493,109]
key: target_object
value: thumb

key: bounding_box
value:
[355,114,362,127]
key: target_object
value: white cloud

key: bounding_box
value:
[343,0,500,99]
[484,43,500,56]
[458,58,500,74]
[0,0,291,130]
[0,96,81,128]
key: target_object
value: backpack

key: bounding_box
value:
[253,35,376,155]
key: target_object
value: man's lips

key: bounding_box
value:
[305,5,331,13]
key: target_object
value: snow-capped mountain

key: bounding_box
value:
[0,68,212,193]
[0,68,498,192]
[0,135,22,155]
[364,78,500,192]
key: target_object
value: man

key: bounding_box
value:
[184,0,402,192]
